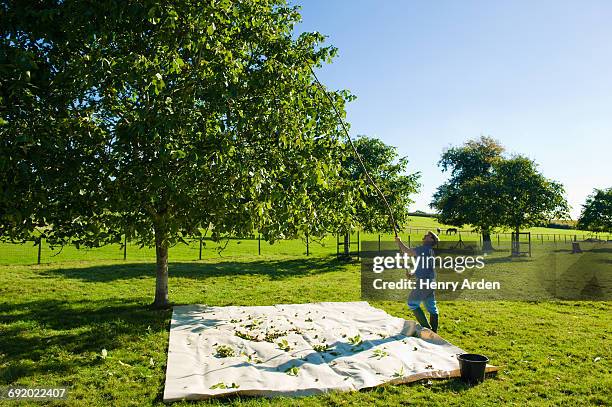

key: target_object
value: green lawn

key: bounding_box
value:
[1,247,610,406]
[1,216,607,267]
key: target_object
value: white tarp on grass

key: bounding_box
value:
[163,301,496,402]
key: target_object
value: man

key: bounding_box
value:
[395,231,440,332]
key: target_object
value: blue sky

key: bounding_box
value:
[294,0,612,219]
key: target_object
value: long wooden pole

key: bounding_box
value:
[309,67,398,237]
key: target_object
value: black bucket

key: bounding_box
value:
[457,353,489,384]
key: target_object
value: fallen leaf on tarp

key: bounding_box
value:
[393,366,405,378]
[285,366,299,376]
[210,382,239,390]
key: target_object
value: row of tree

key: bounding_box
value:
[430,136,611,242]
[430,137,569,250]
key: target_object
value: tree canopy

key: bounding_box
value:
[431,136,568,249]
[431,136,505,248]
[492,155,569,233]
[343,135,420,233]
[1,0,370,306]
[577,188,612,233]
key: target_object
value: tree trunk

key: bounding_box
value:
[343,232,351,260]
[512,226,520,256]
[482,230,494,252]
[153,228,170,308]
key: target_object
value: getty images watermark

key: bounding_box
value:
[370,251,500,291]
[360,240,505,301]
[360,239,612,301]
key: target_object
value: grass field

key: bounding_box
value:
[1,216,607,266]
[0,217,610,406]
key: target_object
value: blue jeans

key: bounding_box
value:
[407,287,438,315]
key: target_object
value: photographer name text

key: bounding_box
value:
[372,278,500,291]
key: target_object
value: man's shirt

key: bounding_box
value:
[413,244,435,280]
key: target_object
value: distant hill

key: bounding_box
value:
[408,210,437,218]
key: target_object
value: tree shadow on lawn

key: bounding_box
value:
[0,298,170,383]
[480,256,534,265]
[44,256,349,283]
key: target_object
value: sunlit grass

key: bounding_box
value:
[0,249,610,405]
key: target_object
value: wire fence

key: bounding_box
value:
[0,235,336,265]
[0,228,608,266]
[407,226,610,242]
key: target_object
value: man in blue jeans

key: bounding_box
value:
[395,231,440,332]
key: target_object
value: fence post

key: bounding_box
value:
[37,238,42,265]
[541,234,544,244]
[357,230,360,259]
[529,233,532,257]
[199,237,203,260]
[408,235,411,248]
[378,234,381,252]
[306,232,309,256]
[123,235,127,260]
[497,234,500,246]
[258,234,261,255]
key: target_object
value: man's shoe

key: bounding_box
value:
[429,313,439,333]
[412,308,431,329]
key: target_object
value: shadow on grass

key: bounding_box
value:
[0,257,352,383]
[480,256,534,265]
[0,299,170,382]
[44,256,349,283]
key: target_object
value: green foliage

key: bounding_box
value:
[431,136,505,232]
[492,155,569,231]
[343,135,420,233]
[277,338,291,352]
[392,365,405,378]
[347,334,362,346]
[214,345,235,358]
[284,365,300,376]
[210,382,239,390]
[545,222,574,230]
[577,188,612,233]
[432,137,569,234]
[313,343,330,352]
[3,0,355,244]
[1,0,370,305]
[371,348,389,360]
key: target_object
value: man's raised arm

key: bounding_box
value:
[395,236,416,256]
